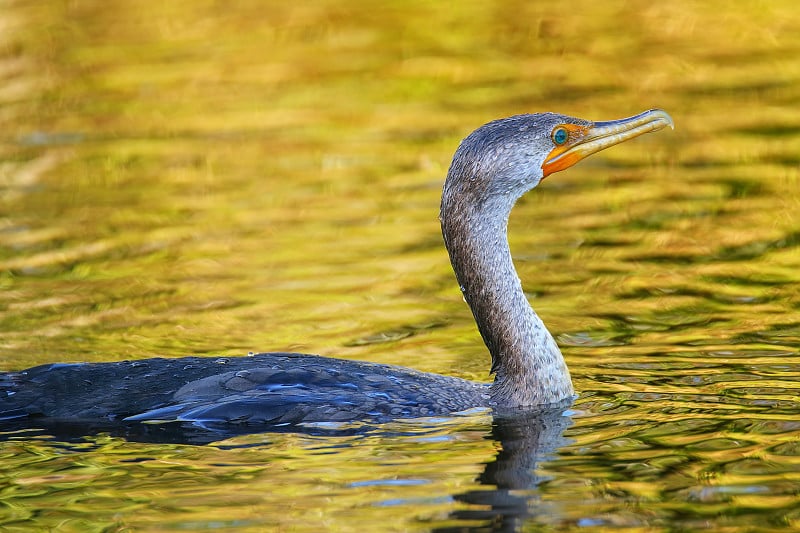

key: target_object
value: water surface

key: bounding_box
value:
[1,1,800,530]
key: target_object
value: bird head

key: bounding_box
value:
[446,109,674,204]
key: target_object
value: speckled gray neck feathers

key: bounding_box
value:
[441,114,580,406]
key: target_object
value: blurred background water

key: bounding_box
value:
[1,1,799,531]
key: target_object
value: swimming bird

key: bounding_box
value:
[0,109,673,431]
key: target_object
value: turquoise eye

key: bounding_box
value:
[552,127,569,145]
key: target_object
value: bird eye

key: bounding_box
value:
[552,127,569,146]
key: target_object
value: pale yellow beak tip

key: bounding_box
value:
[653,109,675,130]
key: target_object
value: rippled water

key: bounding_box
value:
[2,1,800,531]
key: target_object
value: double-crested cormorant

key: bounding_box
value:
[0,109,673,431]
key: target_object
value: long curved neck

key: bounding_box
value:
[441,184,573,407]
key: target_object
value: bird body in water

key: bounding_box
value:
[0,109,673,431]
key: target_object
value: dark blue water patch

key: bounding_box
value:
[372,495,453,508]
[350,478,430,488]
[17,131,85,146]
